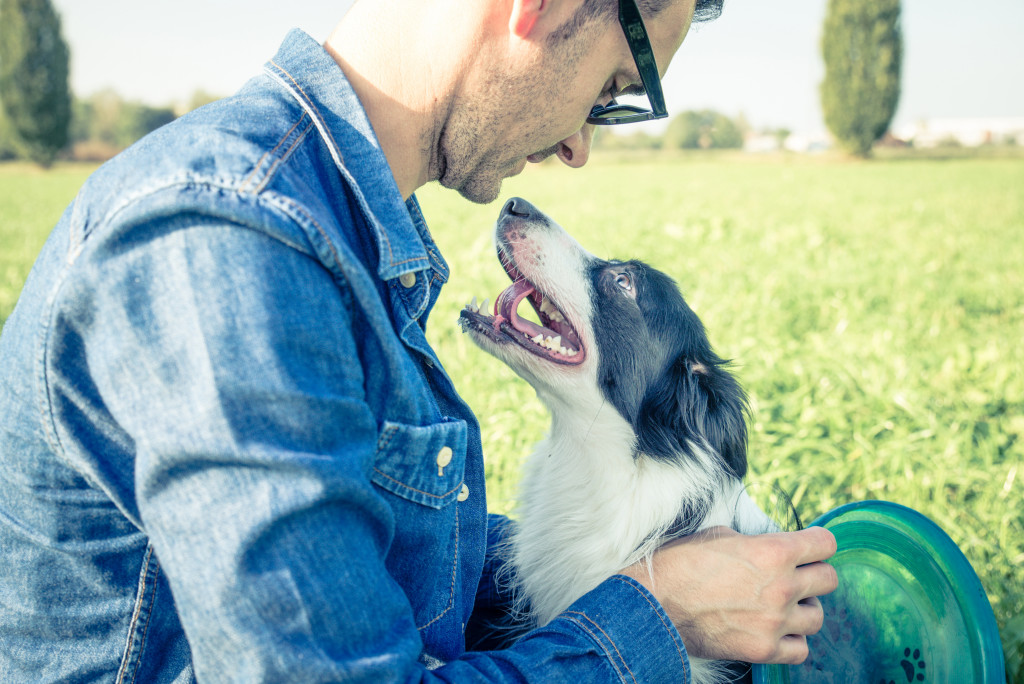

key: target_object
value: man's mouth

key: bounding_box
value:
[527,142,562,164]
[459,260,585,365]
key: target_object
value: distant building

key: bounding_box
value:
[894,117,1024,147]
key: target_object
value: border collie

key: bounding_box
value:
[458,197,777,684]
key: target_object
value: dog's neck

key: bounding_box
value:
[510,397,720,625]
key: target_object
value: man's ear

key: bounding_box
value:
[509,0,547,37]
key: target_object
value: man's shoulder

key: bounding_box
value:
[74,78,363,252]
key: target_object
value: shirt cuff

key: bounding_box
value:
[551,574,691,683]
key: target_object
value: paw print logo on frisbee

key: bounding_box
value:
[898,647,926,682]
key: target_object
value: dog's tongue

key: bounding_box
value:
[496,279,534,320]
[495,280,548,338]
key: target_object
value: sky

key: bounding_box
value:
[52,0,1024,135]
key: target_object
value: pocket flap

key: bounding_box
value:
[371,419,467,509]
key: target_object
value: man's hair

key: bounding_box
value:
[549,0,724,46]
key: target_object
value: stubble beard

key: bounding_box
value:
[436,53,561,204]
[436,78,516,204]
[435,26,595,204]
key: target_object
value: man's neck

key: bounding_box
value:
[324,0,497,200]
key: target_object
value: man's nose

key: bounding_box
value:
[555,125,594,169]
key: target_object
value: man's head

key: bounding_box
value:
[436,0,722,203]
[326,0,723,203]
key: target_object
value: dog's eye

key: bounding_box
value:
[614,273,633,291]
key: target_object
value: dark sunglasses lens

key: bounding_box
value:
[587,103,652,125]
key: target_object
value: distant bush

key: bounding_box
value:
[664,110,744,150]
[70,90,176,156]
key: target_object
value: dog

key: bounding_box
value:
[458,197,778,683]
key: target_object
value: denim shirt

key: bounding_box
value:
[0,29,691,683]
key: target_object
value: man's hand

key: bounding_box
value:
[619,526,838,665]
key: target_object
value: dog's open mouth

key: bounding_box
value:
[459,263,585,366]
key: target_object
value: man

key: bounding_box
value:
[0,0,838,681]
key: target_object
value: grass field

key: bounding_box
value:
[2,154,1023,680]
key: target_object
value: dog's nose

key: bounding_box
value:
[501,197,536,219]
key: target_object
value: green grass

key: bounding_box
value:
[416,154,1024,681]
[3,154,1022,680]
[0,163,94,326]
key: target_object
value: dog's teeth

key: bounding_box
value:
[560,346,568,355]
[539,298,565,323]
[532,334,544,345]
[469,296,479,312]
[568,348,577,357]
[480,298,489,314]
[551,335,561,349]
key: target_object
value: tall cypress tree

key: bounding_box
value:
[0,0,71,166]
[820,0,902,157]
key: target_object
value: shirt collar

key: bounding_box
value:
[264,29,444,285]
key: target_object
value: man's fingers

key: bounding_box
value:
[771,634,811,665]
[791,526,838,565]
[790,596,826,636]
[797,559,839,599]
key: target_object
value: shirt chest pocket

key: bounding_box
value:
[371,419,467,631]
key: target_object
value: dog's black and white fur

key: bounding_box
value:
[459,198,777,684]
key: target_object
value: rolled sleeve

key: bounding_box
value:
[544,576,690,683]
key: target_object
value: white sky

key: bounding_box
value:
[53,0,1024,134]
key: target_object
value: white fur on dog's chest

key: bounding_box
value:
[509,402,731,626]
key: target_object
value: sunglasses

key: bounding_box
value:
[586,0,668,126]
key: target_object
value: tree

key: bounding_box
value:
[664,110,744,150]
[0,0,71,166]
[820,0,902,157]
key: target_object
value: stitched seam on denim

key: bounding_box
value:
[417,506,459,630]
[609,575,689,673]
[265,59,416,273]
[239,112,310,194]
[371,467,462,500]
[88,175,312,259]
[562,612,634,683]
[116,546,156,684]
[259,193,348,285]
[128,557,160,684]
[251,119,315,195]
[36,259,86,481]
[35,182,321,492]
[376,424,398,452]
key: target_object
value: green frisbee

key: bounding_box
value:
[752,500,1005,683]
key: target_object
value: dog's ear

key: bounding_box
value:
[635,356,749,477]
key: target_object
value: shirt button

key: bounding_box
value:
[436,446,453,476]
[399,272,417,288]
[457,484,470,502]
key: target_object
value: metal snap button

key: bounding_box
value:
[399,272,417,288]
[436,446,453,476]
[457,484,469,502]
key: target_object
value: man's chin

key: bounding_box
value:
[443,160,532,205]
[443,174,503,205]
